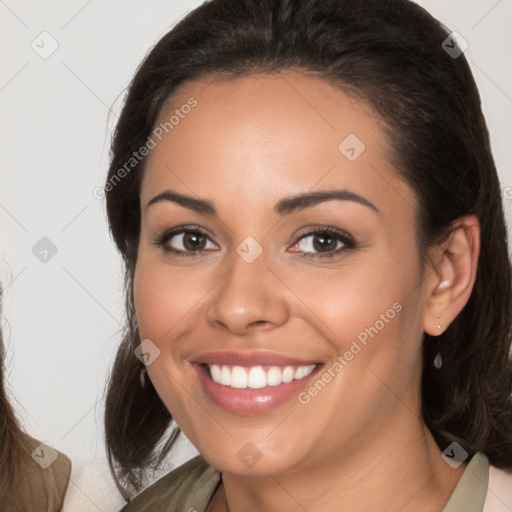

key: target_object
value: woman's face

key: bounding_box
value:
[134,72,431,475]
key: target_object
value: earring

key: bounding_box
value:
[437,280,450,291]
[434,314,443,369]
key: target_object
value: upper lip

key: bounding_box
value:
[190,350,319,367]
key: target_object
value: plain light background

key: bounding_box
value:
[1,0,511,510]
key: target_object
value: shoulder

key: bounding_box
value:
[121,456,221,512]
[483,464,512,512]
[26,437,72,511]
[5,437,72,512]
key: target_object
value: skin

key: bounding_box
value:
[134,72,480,511]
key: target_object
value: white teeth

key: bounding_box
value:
[210,364,222,383]
[230,366,248,388]
[208,363,316,388]
[266,366,282,386]
[294,367,305,380]
[220,365,231,386]
[303,364,315,377]
[248,367,267,389]
[282,366,294,383]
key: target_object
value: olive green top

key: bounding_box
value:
[0,438,71,512]
[121,452,491,512]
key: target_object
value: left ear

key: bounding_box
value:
[423,215,480,335]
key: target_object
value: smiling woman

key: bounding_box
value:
[103,0,512,511]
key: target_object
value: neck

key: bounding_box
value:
[211,418,466,512]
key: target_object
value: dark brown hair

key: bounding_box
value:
[104,0,512,498]
[0,291,30,507]
[0,288,68,510]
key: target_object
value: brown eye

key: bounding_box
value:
[311,233,338,252]
[157,228,218,255]
[297,232,342,253]
[289,227,356,258]
[182,232,207,251]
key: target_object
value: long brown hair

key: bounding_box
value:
[0,287,68,510]
[0,305,30,507]
[104,0,512,499]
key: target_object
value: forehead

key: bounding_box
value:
[141,72,415,216]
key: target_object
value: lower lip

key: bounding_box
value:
[193,364,321,414]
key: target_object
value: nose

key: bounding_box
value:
[204,248,290,335]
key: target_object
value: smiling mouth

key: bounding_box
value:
[203,363,318,389]
[192,351,322,413]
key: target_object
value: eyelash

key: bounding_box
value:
[152,226,216,257]
[152,225,356,258]
[291,226,356,258]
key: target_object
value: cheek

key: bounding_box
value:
[285,249,419,340]
[133,258,197,413]
[282,243,425,394]
[133,255,205,341]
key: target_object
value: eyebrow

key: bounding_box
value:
[275,190,379,215]
[147,190,216,215]
[146,189,379,216]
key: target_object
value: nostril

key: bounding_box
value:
[248,320,270,329]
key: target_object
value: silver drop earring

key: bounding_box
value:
[434,313,443,369]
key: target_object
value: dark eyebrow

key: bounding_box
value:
[146,189,379,216]
[274,190,379,215]
[147,191,217,215]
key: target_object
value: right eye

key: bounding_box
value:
[153,227,219,256]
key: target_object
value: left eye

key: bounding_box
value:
[289,230,354,256]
